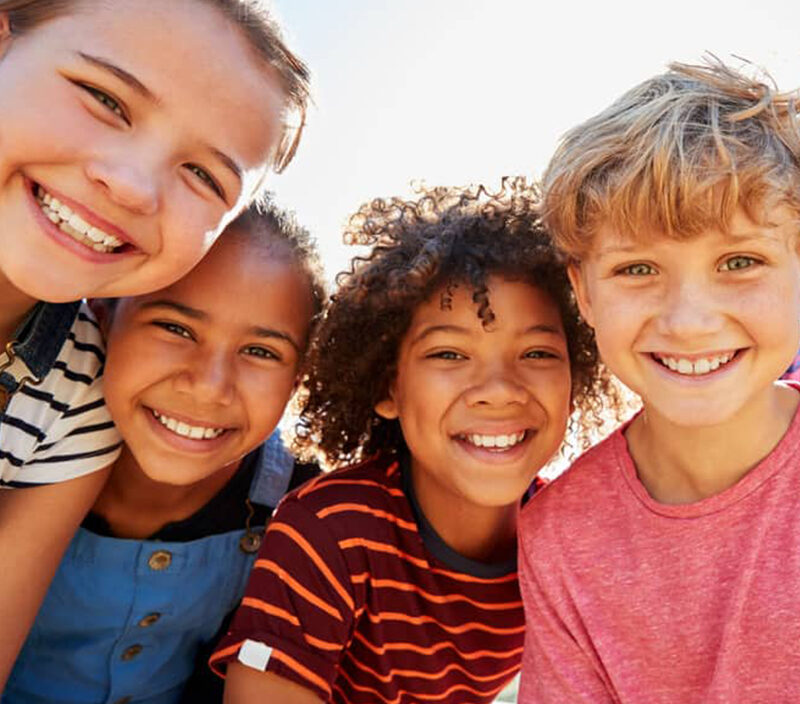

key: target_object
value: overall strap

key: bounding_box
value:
[247,430,295,508]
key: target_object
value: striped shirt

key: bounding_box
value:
[0,302,122,487]
[210,453,525,704]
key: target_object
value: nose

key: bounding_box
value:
[656,276,724,338]
[174,348,236,406]
[85,153,160,216]
[463,361,529,408]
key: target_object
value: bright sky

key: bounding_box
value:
[269,0,800,279]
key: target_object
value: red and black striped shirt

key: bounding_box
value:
[210,453,525,703]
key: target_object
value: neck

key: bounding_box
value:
[0,273,37,347]
[411,468,518,564]
[626,383,799,504]
[92,446,240,539]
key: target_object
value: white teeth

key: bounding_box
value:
[34,185,124,252]
[656,352,735,376]
[464,431,526,450]
[152,410,225,440]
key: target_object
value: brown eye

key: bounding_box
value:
[185,164,224,199]
[79,83,129,123]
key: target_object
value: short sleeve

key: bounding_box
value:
[210,497,357,701]
[0,304,121,487]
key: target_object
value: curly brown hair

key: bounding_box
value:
[296,179,622,466]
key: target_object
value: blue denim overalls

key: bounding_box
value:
[4,432,294,704]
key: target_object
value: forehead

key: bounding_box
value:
[120,237,310,325]
[589,204,800,258]
[47,0,285,172]
[407,277,564,335]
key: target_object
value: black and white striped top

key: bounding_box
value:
[0,302,122,488]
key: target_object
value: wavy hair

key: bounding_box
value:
[543,56,800,258]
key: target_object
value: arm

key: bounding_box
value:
[211,498,356,701]
[517,517,616,704]
[225,662,321,704]
[0,466,110,689]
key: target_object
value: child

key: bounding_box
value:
[518,59,800,703]
[0,0,309,685]
[209,181,619,703]
[3,203,325,704]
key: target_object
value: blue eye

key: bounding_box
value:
[153,321,193,340]
[617,263,655,276]
[185,164,224,199]
[720,255,759,272]
[80,83,128,123]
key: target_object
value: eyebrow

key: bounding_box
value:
[139,300,301,352]
[411,322,564,345]
[77,52,159,104]
[210,147,243,182]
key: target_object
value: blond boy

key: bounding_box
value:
[518,60,800,703]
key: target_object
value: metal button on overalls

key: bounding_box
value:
[148,550,172,571]
[121,645,143,661]
[138,612,161,628]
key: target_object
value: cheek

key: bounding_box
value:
[243,370,299,429]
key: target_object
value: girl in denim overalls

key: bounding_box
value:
[5,204,325,703]
[0,0,310,687]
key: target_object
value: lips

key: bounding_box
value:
[27,178,137,257]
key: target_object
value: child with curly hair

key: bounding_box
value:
[209,180,622,703]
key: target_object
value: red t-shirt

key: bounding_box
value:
[519,382,800,703]
[211,453,525,703]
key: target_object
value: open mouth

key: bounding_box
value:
[651,350,740,376]
[456,430,528,452]
[150,408,228,440]
[33,183,132,254]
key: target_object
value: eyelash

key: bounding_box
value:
[719,255,761,272]
[153,321,193,340]
[79,83,129,123]
[427,350,465,361]
[242,345,281,361]
[184,164,225,199]
[525,349,558,360]
[77,82,225,201]
[616,262,656,276]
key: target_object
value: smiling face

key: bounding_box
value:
[101,232,314,486]
[0,0,285,303]
[570,206,800,429]
[376,276,572,517]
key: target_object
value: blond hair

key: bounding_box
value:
[542,56,800,257]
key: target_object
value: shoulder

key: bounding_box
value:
[520,427,628,538]
[54,301,106,382]
[283,454,404,511]
[273,454,410,539]
[0,302,119,485]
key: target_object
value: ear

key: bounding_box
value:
[0,13,12,58]
[567,260,595,329]
[374,391,399,420]
[87,298,115,336]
